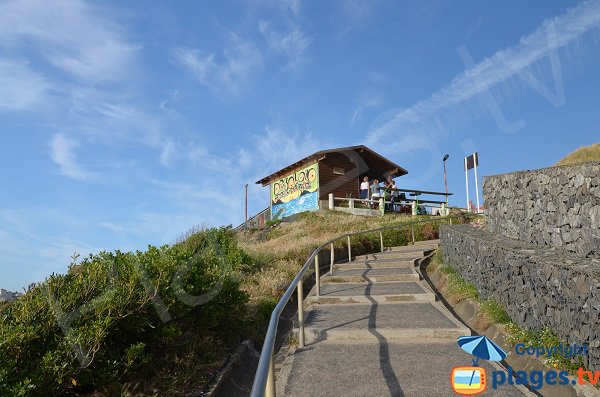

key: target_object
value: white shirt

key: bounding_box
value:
[360,181,369,190]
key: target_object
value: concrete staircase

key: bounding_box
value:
[276,240,533,397]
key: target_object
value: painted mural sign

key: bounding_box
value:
[271,163,319,219]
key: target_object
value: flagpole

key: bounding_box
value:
[473,154,480,214]
[465,157,470,212]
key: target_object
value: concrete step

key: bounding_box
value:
[277,339,533,397]
[352,249,430,261]
[310,281,429,297]
[321,267,420,284]
[413,238,440,245]
[306,292,435,305]
[307,281,435,304]
[301,302,470,344]
[334,259,417,270]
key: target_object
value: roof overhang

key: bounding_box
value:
[255,145,408,186]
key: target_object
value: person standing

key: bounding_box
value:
[359,176,370,201]
[389,179,399,212]
[370,179,381,209]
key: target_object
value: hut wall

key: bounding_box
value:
[318,153,361,201]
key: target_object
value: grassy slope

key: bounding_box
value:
[237,211,441,305]
[555,142,600,166]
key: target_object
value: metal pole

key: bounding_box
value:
[330,243,334,273]
[314,254,320,297]
[443,159,449,207]
[245,184,248,226]
[265,356,276,397]
[380,231,384,252]
[347,235,352,263]
[464,157,470,212]
[474,156,480,214]
[297,278,304,348]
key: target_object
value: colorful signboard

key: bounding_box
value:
[271,163,319,219]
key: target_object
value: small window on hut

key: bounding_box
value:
[332,167,345,175]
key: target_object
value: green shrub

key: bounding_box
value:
[0,227,250,396]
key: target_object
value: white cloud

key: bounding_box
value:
[174,50,216,86]
[253,126,320,172]
[49,133,93,180]
[175,32,262,97]
[0,0,139,84]
[259,20,310,69]
[366,0,600,147]
[0,60,50,111]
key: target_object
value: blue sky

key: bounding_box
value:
[1,0,599,291]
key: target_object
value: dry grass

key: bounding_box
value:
[555,142,600,166]
[237,211,437,302]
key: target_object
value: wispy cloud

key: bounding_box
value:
[350,95,383,126]
[49,134,93,180]
[366,0,600,148]
[0,60,51,111]
[0,0,139,84]
[175,32,262,98]
[259,20,310,70]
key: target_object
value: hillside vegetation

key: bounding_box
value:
[0,211,455,396]
[555,142,600,166]
[0,228,252,397]
[238,211,444,303]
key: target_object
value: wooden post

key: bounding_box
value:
[328,193,334,210]
[349,198,355,209]
[380,231,384,253]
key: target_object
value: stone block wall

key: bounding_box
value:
[441,225,600,370]
[483,162,600,258]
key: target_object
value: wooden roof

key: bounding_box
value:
[256,145,408,186]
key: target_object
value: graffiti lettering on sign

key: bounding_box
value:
[271,164,318,204]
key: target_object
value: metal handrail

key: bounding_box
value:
[249,214,479,397]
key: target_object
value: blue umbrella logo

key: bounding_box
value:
[458,335,507,366]
[456,335,507,390]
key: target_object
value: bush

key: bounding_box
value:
[0,227,250,396]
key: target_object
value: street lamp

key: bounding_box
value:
[443,154,450,211]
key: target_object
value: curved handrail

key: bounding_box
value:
[249,214,479,397]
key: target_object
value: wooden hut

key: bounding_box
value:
[256,145,408,219]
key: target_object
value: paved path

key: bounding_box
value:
[276,240,534,397]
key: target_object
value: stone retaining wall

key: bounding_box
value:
[483,162,600,258]
[440,225,600,370]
